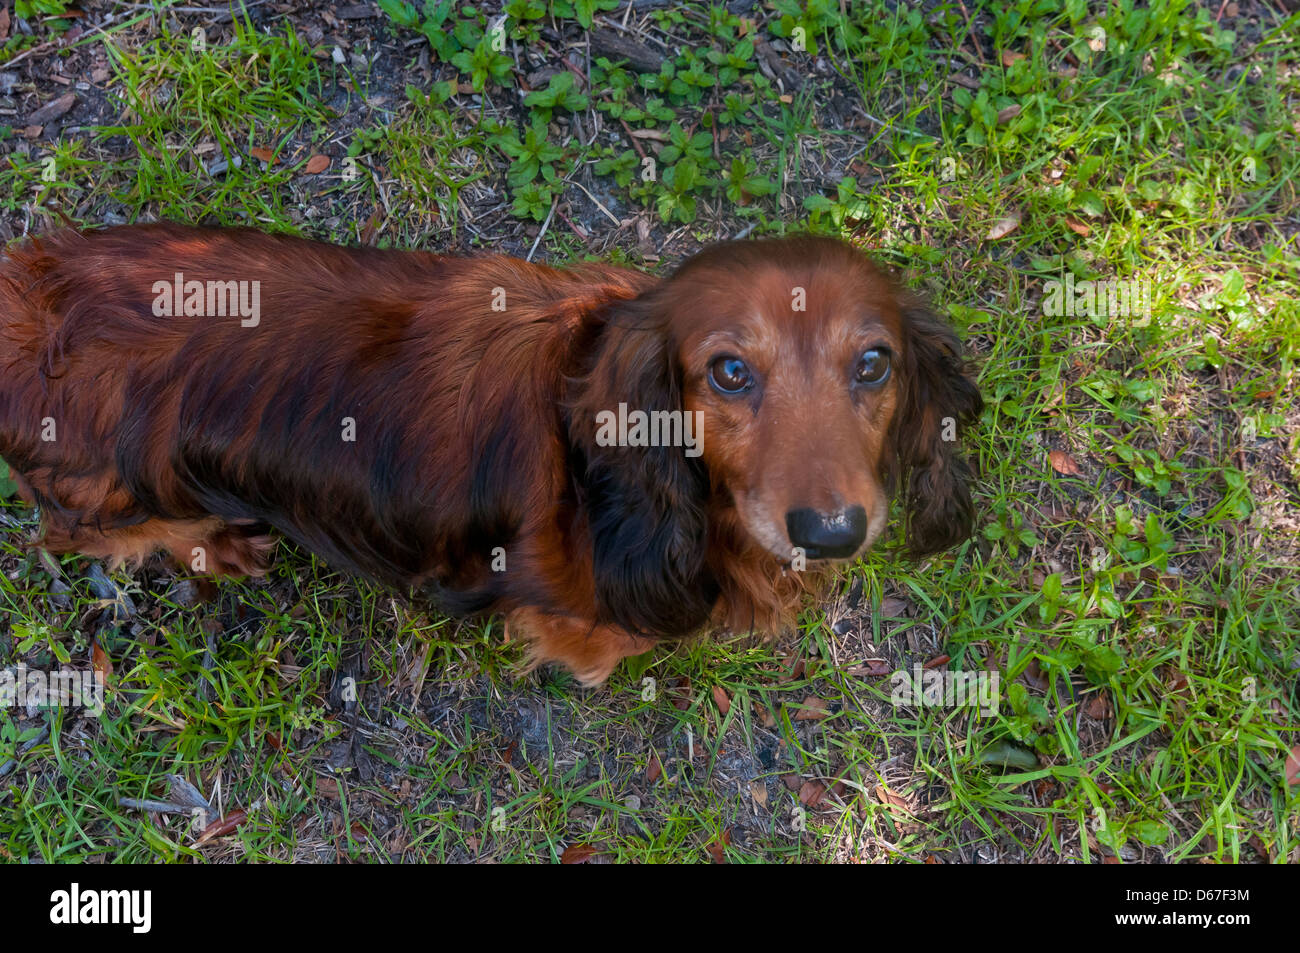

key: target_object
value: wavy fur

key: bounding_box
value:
[0,224,980,684]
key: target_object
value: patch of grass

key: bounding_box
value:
[100,15,331,226]
[347,83,492,243]
[1,0,1297,864]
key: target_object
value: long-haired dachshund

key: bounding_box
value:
[0,224,980,684]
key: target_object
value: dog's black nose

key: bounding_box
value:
[785,505,868,560]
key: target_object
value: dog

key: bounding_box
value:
[0,223,981,684]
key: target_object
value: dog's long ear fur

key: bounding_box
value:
[891,303,983,555]
[567,298,717,638]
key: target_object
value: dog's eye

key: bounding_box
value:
[854,348,891,386]
[709,356,753,394]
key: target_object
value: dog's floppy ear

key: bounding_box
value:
[891,303,983,555]
[567,299,717,638]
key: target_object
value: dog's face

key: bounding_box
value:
[668,240,905,564]
[569,235,981,638]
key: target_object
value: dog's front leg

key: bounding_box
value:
[506,608,656,687]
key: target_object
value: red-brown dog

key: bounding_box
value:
[0,224,980,684]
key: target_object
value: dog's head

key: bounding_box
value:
[568,235,981,637]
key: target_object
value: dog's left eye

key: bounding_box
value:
[854,348,891,386]
[709,356,754,394]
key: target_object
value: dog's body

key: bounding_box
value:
[0,224,980,683]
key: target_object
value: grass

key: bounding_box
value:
[1,0,1297,863]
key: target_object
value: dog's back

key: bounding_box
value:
[0,223,647,607]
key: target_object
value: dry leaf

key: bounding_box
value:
[1064,216,1091,237]
[798,780,827,807]
[304,154,330,174]
[92,638,113,682]
[1049,449,1083,476]
[756,703,776,728]
[874,784,910,813]
[793,696,830,720]
[1285,747,1300,786]
[749,780,769,810]
[28,93,76,126]
[705,828,731,863]
[1086,692,1111,720]
[646,750,663,784]
[996,104,1022,124]
[880,596,911,617]
[194,809,248,845]
[712,684,731,715]
[985,212,1021,240]
[669,676,693,711]
[316,777,339,799]
[848,659,893,677]
[561,843,599,864]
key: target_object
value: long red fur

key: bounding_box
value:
[0,223,981,684]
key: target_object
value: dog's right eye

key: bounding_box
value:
[709,356,753,394]
[853,348,891,386]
